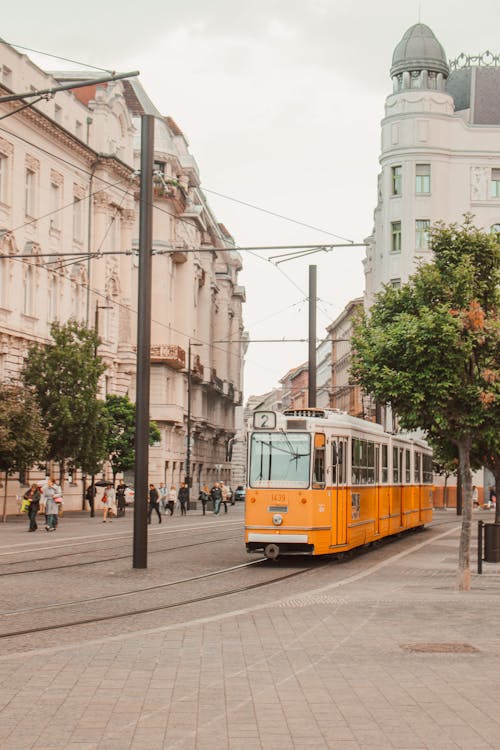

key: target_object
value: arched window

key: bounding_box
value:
[23,265,33,315]
[490,223,500,235]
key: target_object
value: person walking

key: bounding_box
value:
[85,483,96,517]
[167,485,176,515]
[115,480,127,517]
[220,482,229,514]
[102,483,116,523]
[148,484,162,524]
[210,482,222,515]
[198,485,209,515]
[43,478,60,531]
[178,483,189,516]
[158,482,168,514]
[24,483,41,531]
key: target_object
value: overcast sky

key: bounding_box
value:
[4,0,499,397]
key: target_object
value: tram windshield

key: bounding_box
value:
[249,431,311,488]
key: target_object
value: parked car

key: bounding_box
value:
[234,485,246,502]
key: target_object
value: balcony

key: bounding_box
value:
[150,403,184,424]
[211,368,224,393]
[192,354,204,381]
[150,344,186,369]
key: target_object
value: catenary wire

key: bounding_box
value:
[0,40,114,74]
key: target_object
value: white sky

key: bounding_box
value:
[4,0,499,398]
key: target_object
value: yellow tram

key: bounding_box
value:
[245,408,433,559]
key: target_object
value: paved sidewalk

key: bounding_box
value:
[0,515,499,749]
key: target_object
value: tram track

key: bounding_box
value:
[0,559,315,640]
[0,532,241,576]
[0,519,460,642]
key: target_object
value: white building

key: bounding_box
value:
[364,23,500,304]
[0,43,245,513]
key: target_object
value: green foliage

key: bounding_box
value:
[0,383,47,474]
[102,394,161,479]
[351,217,500,449]
[22,320,105,471]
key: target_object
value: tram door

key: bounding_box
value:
[331,439,347,546]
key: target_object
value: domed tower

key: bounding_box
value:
[390,23,449,93]
[364,23,455,306]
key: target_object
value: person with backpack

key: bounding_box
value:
[210,483,222,515]
[198,485,209,515]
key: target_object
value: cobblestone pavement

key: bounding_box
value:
[0,509,499,749]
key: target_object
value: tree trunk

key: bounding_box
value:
[494,468,500,526]
[457,437,473,591]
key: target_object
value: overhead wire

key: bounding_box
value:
[0,40,114,74]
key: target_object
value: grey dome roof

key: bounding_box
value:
[391,23,449,77]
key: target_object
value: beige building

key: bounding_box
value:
[0,43,244,513]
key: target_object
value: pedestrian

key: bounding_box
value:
[24,483,41,531]
[178,483,189,516]
[158,482,168,514]
[198,485,209,515]
[116,480,127,517]
[472,485,479,508]
[85,483,96,517]
[148,483,162,523]
[102,483,116,523]
[228,486,235,506]
[42,478,60,531]
[167,485,176,515]
[489,486,497,509]
[210,482,222,515]
[220,482,229,514]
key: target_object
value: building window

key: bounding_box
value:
[23,265,34,316]
[490,169,500,198]
[389,278,401,289]
[50,183,60,231]
[491,224,500,235]
[391,221,402,252]
[410,71,421,88]
[0,258,5,307]
[416,164,431,194]
[0,154,7,204]
[391,165,402,196]
[73,197,83,242]
[54,104,62,124]
[415,219,430,249]
[48,277,58,322]
[25,169,36,218]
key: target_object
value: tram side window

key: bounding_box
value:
[332,440,345,484]
[382,444,388,483]
[313,434,326,487]
[352,438,375,485]
[423,454,433,484]
[414,452,421,483]
[405,449,411,483]
[393,446,399,483]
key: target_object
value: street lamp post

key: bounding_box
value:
[186,341,202,501]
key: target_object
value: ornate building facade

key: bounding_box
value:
[0,42,245,513]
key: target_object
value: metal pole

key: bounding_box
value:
[186,341,192,490]
[308,265,317,407]
[478,520,483,575]
[133,114,154,569]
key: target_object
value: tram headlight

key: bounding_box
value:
[272,513,283,526]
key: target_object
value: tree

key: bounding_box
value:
[0,383,47,522]
[351,217,500,591]
[102,394,161,483]
[22,320,106,484]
